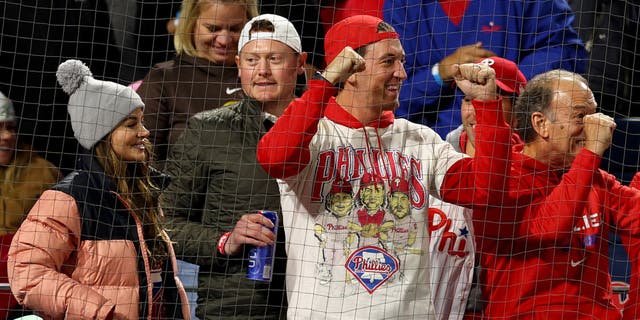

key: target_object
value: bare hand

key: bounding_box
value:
[583,113,616,156]
[440,42,495,81]
[225,213,276,256]
[453,63,497,101]
[322,46,366,84]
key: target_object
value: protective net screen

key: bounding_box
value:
[0,1,638,319]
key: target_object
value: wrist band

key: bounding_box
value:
[217,232,232,255]
[432,63,444,87]
[312,70,330,83]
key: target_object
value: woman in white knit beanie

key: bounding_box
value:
[8,60,191,320]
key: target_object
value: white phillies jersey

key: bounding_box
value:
[278,115,466,320]
[428,197,475,320]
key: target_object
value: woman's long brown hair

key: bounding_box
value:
[94,138,168,266]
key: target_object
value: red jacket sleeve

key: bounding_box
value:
[473,149,602,241]
[440,97,512,207]
[257,79,338,179]
[517,149,601,242]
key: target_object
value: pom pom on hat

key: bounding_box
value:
[56,59,144,150]
[56,59,93,95]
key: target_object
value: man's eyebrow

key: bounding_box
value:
[377,53,404,60]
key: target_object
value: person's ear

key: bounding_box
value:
[531,111,549,139]
[235,55,241,78]
[345,73,358,86]
[298,52,308,75]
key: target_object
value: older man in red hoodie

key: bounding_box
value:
[475,69,640,319]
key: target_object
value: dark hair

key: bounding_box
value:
[244,19,299,56]
[354,21,396,57]
[497,87,518,104]
[249,19,275,33]
[514,69,588,143]
[335,21,396,90]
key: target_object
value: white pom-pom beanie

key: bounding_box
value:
[56,59,144,150]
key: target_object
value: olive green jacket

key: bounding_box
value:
[162,98,286,319]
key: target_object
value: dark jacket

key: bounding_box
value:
[137,54,242,169]
[8,153,190,319]
[162,98,287,319]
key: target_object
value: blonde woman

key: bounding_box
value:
[8,60,190,319]
[138,0,258,170]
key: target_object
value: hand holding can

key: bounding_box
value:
[247,210,278,282]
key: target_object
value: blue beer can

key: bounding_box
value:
[247,210,278,282]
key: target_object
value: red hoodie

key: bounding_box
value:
[476,147,640,319]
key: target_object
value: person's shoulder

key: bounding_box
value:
[138,61,177,90]
[13,147,59,175]
[631,172,640,189]
[50,170,85,194]
[597,168,625,187]
[147,58,178,74]
[142,55,187,81]
[185,101,245,133]
[154,58,178,70]
[193,100,242,121]
[445,125,464,146]
[26,150,57,168]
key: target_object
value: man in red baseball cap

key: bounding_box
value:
[257,14,513,319]
[446,56,527,157]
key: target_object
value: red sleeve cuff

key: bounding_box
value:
[472,97,506,127]
[307,79,339,95]
[572,148,602,172]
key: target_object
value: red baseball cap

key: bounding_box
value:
[324,15,399,66]
[389,177,410,194]
[476,56,527,95]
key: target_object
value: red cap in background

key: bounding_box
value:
[476,56,527,95]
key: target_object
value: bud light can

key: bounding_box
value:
[247,210,278,282]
